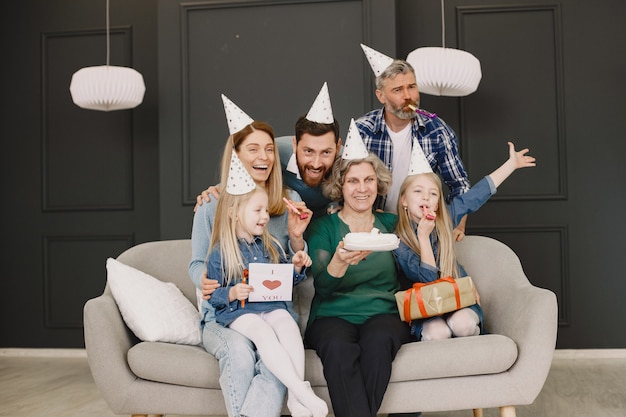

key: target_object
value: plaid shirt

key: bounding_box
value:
[355,107,470,204]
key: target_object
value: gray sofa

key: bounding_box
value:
[84,235,558,417]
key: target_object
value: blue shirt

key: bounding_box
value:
[207,236,307,326]
[355,107,471,205]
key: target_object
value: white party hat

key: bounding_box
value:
[342,119,369,160]
[407,139,433,175]
[305,82,334,123]
[360,43,394,77]
[221,94,254,135]
[226,151,256,195]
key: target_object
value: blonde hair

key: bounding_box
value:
[396,173,460,279]
[321,153,392,201]
[209,187,285,287]
[218,121,288,216]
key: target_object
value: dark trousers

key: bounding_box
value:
[305,314,412,417]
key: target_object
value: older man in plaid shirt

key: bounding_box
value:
[356,56,471,241]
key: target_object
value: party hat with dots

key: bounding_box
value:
[341,119,369,160]
[360,43,394,77]
[226,151,256,195]
[407,138,433,175]
[221,94,254,135]
[305,82,334,123]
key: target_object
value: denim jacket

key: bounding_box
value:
[207,236,307,326]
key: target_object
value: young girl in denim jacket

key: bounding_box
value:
[394,141,536,341]
[207,153,327,417]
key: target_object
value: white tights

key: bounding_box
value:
[421,308,480,341]
[229,310,328,417]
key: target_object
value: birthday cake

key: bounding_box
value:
[343,228,400,251]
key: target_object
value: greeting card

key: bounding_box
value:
[247,263,294,302]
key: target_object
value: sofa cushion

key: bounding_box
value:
[107,258,202,345]
[390,334,518,382]
[128,342,222,389]
[306,334,517,386]
[128,334,516,389]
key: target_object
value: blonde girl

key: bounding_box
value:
[395,142,536,340]
[207,185,328,417]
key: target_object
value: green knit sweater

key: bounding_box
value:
[305,211,400,328]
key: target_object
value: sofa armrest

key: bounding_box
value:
[457,235,558,404]
[487,282,558,402]
[83,292,141,412]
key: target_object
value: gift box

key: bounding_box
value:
[395,276,476,321]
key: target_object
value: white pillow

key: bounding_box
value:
[106,258,202,345]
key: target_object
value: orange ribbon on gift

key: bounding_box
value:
[403,276,460,321]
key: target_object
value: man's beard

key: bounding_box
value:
[389,102,418,120]
[298,163,328,187]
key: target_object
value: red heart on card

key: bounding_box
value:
[263,280,282,290]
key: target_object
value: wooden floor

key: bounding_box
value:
[1,349,625,417]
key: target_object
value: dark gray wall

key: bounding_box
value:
[397,0,626,348]
[1,0,625,348]
[158,0,398,239]
[1,0,159,347]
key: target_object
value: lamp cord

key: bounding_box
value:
[106,0,110,66]
[440,0,446,48]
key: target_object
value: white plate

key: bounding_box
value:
[343,237,400,252]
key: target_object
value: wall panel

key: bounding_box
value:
[0,0,159,347]
[180,0,369,204]
[43,235,133,328]
[468,226,569,326]
[458,5,566,200]
[41,29,135,211]
[159,0,397,239]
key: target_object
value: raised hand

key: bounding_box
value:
[489,141,537,188]
[508,141,536,169]
[286,198,313,252]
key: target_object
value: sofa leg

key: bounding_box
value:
[473,407,515,417]
[131,415,163,417]
[499,406,516,417]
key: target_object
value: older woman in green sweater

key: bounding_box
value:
[304,138,412,417]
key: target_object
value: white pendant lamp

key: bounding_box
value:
[69,0,145,111]
[406,0,481,97]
